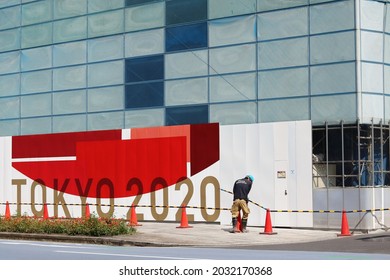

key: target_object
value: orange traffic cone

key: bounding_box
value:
[5,201,11,219]
[236,211,242,233]
[43,203,49,220]
[260,208,277,235]
[337,209,352,237]
[85,203,91,219]
[129,204,142,226]
[177,204,193,229]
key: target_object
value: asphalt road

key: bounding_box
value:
[238,231,390,255]
[0,237,390,260]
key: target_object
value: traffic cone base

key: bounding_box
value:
[177,205,192,229]
[85,203,91,219]
[43,203,49,220]
[130,204,142,226]
[230,212,243,233]
[260,209,278,235]
[337,209,352,237]
[5,201,11,219]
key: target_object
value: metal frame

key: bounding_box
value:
[312,120,390,188]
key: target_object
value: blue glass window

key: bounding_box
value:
[125,82,164,109]
[125,0,161,6]
[166,0,208,25]
[166,105,209,125]
[166,22,208,52]
[125,55,164,83]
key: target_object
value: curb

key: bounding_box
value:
[0,232,177,247]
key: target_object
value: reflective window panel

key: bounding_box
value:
[166,22,208,52]
[310,0,355,34]
[53,16,87,43]
[21,46,52,71]
[361,93,384,123]
[21,117,52,135]
[257,0,308,12]
[21,93,51,117]
[125,28,164,58]
[125,2,164,32]
[125,108,165,128]
[0,28,20,52]
[258,37,308,70]
[53,114,87,133]
[21,22,52,49]
[209,15,256,47]
[310,62,356,95]
[210,44,256,74]
[0,73,20,97]
[166,0,207,25]
[385,95,390,122]
[89,0,124,12]
[208,0,256,19]
[22,0,52,26]
[88,10,124,38]
[0,0,20,9]
[53,41,86,67]
[311,93,357,125]
[87,111,124,130]
[259,98,309,122]
[361,62,384,93]
[310,31,355,65]
[166,105,209,125]
[125,82,164,108]
[360,0,384,31]
[0,51,20,75]
[210,72,256,102]
[258,7,308,41]
[125,0,160,7]
[259,67,309,99]
[385,66,390,94]
[88,35,124,62]
[53,65,87,91]
[125,54,164,83]
[21,70,52,94]
[0,97,20,119]
[0,6,20,30]
[361,31,383,63]
[0,120,19,136]
[53,0,87,19]
[165,77,208,106]
[165,50,208,79]
[53,89,87,114]
[88,86,124,112]
[88,60,124,87]
[385,35,390,64]
[210,102,257,125]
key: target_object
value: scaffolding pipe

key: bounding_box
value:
[381,120,384,187]
[371,119,375,186]
[358,119,361,188]
[341,120,345,188]
[326,121,329,188]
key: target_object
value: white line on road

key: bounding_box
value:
[0,241,92,249]
[55,250,206,260]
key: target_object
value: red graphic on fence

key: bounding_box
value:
[11,124,219,198]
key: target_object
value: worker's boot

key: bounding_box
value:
[242,219,248,233]
[230,217,240,233]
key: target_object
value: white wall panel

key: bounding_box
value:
[220,120,312,227]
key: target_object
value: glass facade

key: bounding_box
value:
[0,0,388,135]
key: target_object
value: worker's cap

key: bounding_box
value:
[246,175,254,182]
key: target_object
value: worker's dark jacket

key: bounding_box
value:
[233,178,252,203]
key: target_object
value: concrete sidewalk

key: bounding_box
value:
[0,221,352,248]
[108,222,344,247]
